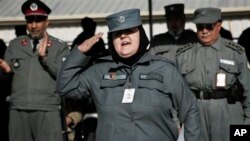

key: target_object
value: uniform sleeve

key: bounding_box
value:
[39,41,70,77]
[169,67,201,141]
[56,47,91,99]
[238,52,250,124]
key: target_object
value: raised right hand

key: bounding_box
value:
[78,32,104,53]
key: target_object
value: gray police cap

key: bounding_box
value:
[106,9,142,33]
[194,7,221,24]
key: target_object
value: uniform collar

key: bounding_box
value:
[197,35,222,51]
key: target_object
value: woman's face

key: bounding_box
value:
[112,27,140,58]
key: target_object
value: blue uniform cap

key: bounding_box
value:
[106,9,142,33]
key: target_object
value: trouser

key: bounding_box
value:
[9,109,63,141]
[197,99,244,141]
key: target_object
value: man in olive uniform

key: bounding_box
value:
[0,0,70,141]
[149,3,197,62]
[176,7,250,141]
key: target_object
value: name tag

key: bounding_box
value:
[216,72,226,88]
[103,74,127,80]
[122,88,135,103]
[220,59,235,66]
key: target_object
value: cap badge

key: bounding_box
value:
[30,3,38,11]
[170,6,174,11]
[201,11,206,15]
[118,16,125,23]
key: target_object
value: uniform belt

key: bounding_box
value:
[191,89,228,100]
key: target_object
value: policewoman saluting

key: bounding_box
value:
[57,9,201,141]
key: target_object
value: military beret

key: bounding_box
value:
[106,9,142,33]
[21,0,51,16]
[194,7,221,24]
[164,3,185,19]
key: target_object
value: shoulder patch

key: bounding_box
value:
[176,43,193,56]
[225,40,244,54]
[151,55,176,66]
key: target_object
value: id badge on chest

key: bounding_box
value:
[122,88,135,103]
[216,72,226,88]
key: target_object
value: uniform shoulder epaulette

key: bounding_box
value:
[49,36,65,44]
[151,55,176,66]
[224,40,244,54]
[11,35,28,44]
[176,43,193,56]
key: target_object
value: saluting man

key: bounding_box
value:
[0,0,70,141]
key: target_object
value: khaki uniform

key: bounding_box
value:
[5,35,70,141]
[176,37,250,141]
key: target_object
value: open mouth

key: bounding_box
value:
[121,41,130,46]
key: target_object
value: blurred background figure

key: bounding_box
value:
[0,37,10,141]
[149,3,197,62]
[0,38,7,58]
[220,26,233,40]
[14,24,27,37]
[238,27,250,61]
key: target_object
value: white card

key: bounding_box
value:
[216,72,226,87]
[122,88,135,103]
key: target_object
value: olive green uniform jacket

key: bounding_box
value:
[57,47,201,141]
[4,35,70,110]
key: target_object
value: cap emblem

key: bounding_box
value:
[170,6,174,11]
[118,16,125,23]
[30,3,38,11]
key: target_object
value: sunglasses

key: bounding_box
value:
[25,16,47,23]
[196,23,215,31]
[113,27,139,37]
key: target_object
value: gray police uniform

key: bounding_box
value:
[57,47,201,141]
[4,35,70,141]
[176,36,250,141]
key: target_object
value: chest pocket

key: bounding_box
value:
[219,63,239,85]
[138,73,173,109]
[100,79,126,105]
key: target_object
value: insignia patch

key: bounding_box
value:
[118,16,125,23]
[103,73,127,80]
[21,39,27,46]
[13,60,20,68]
[30,3,38,11]
[62,57,66,62]
[47,40,52,47]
